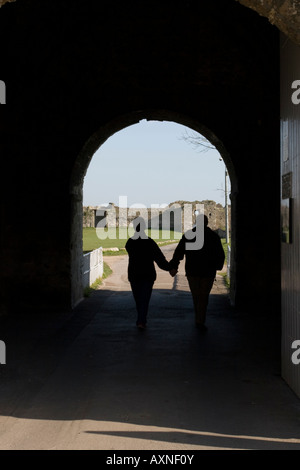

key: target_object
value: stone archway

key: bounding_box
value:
[1,0,299,44]
[236,0,300,45]
[70,110,238,309]
[0,0,281,315]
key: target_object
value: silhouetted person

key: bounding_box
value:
[169,214,225,330]
[125,217,171,329]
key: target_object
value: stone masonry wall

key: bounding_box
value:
[83,200,231,236]
[1,0,299,44]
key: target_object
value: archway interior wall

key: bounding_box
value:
[1,0,299,44]
[0,0,280,315]
[280,35,300,398]
[236,0,300,45]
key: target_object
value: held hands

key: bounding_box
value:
[169,268,178,277]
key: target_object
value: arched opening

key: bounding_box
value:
[0,0,281,320]
[2,0,299,447]
[70,110,237,310]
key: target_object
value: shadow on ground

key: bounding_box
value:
[0,274,299,449]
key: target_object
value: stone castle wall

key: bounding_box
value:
[83,200,231,235]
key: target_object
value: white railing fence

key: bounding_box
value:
[82,247,103,289]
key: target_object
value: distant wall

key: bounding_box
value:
[83,200,231,233]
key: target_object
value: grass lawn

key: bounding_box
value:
[83,227,182,254]
[221,238,230,265]
[83,261,113,297]
[83,227,230,259]
[82,228,231,290]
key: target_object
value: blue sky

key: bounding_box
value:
[83,120,229,208]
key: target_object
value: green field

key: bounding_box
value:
[83,227,182,253]
[221,239,230,265]
[83,227,230,262]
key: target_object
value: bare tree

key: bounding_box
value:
[180,129,216,152]
[181,128,230,244]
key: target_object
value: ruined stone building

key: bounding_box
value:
[83,200,231,236]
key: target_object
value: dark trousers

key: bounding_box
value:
[130,279,154,325]
[187,276,215,325]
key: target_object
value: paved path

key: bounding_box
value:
[0,245,300,450]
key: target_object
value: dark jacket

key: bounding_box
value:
[125,236,170,282]
[170,226,225,278]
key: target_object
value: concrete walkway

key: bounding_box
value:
[0,244,300,450]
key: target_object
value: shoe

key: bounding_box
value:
[195,323,207,331]
[137,323,146,330]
